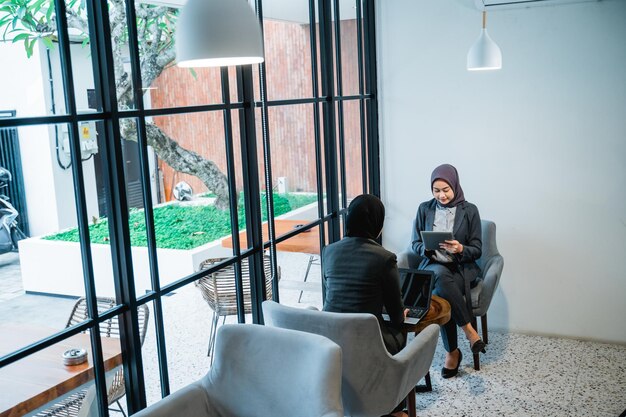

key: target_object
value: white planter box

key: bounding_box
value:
[19,201,319,297]
[19,237,232,297]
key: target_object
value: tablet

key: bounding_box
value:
[420,231,453,251]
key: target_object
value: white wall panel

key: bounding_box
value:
[377,0,626,343]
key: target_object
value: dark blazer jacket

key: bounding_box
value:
[322,236,405,352]
[411,199,483,285]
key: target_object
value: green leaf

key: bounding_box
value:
[23,35,31,56]
[45,0,53,20]
[28,37,36,55]
[22,15,36,30]
[11,31,28,42]
[189,67,197,79]
[30,0,46,13]
[41,34,53,49]
[16,5,25,17]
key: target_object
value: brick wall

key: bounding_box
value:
[151,19,365,201]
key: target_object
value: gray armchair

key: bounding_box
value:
[398,219,504,370]
[133,324,343,417]
[262,300,439,417]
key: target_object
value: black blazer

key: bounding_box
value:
[322,236,406,352]
[411,199,482,285]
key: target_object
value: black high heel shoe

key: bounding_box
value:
[441,348,462,379]
[470,338,487,354]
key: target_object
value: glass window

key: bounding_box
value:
[130,3,229,110]
[334,0,362,96]
[0,122,92,325]
[341,99,365,201]
[0,0,378,414]
[261,0,314,101]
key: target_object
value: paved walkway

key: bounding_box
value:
[0,250,321,327]
[0,251,75,327]
[0,252,23,302]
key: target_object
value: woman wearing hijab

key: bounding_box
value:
[322,194,408,417]
[323,194,406,353]
[411,163,485,379]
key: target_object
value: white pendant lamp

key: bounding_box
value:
[176,0,265,68]
[467,11,502,71]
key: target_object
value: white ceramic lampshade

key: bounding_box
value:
[176,0,265,68]
[467,11,502,71]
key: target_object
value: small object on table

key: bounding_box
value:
[293,224,312,232]
[62,348,88,366]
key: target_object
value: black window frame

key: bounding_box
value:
[0,0,379,415]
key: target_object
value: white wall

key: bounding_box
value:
[377,0,626,343]
[0,41,61,236]
[44,42,100,230]
[0,41,101,236]
[1,40,159,236]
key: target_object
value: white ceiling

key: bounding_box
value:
[474,0,599,10]
[139,0,602,21]
[139,0,357,23]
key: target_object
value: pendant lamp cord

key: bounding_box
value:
[482,11,487,29]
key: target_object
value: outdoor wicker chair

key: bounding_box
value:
[194,255,279,360]
[34,297,149,417]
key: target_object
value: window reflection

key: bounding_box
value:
[0,0,375,413]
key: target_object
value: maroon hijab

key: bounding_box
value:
[430,164,466,208]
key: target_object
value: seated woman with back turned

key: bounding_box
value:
[411,163,486,379]
[323,194,408,417]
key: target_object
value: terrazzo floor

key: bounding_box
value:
[2,251,625,416]
[412,331,626,416]
[136,252,626,417]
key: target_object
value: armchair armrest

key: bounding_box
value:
[397,249,424,269]
[391,324,439,376]
[473,254,504,316]
[134,381,212,417]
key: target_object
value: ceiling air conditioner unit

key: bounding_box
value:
[474,0,599,10]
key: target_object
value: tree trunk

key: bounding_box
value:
[120,120,231,210]
[108,2,232,210]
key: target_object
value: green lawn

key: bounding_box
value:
[44,192,317,250]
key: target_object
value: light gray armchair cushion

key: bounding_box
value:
[397,219,504,317]
[262,300,439,417]
[472,220,504,316]
[133,324,343,417]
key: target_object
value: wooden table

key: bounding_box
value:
[222,219,321,254]
[402,295,451,417]
[0,324,122,417]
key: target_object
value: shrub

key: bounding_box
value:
[44,192,317,250]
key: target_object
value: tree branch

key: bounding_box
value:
[5,0,232,209]
[120,119,230,209]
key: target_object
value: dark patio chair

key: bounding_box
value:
[194,255,279,361]
[34,297,149,417]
